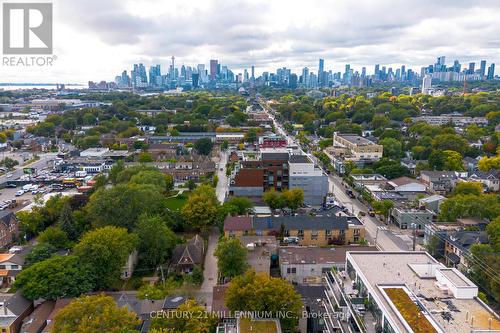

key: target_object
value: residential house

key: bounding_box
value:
[467,169,500,192]
[170,235,204,273]
[224,215,366,246]
[0,291,33,333]
[0,212,19,249]
[295,285,328,333]
[279,246,377,285]
[41,299,72,333]
[420,170,459,194]
[0,252,24,288]
[385,176,427,199]
[444,231,489,270]
[20,301,55,333]
[390,207,434,229]
[136,155,216,182]
[400,158,424,175]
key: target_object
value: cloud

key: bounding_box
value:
[3,0,500,82]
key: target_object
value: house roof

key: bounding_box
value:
[280,246,377,265]
[212,284,230,313]
[469,169,500,180]
[0,253,14,263]
[447,231,489,250]
[0,290,32,316]
[289,155,310,163]
[0,211,16,228]
[21,301,55,333]
[224,216,253,231]
[388,176,419,187]
[261,152,289,161]
[163,296,186,310]
[171,235,204,266]
[253,215,363,231]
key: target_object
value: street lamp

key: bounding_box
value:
[410,223,417,251]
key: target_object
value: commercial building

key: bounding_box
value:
[323,251,500,333]
[279,246,377,284]
[390,207,434,229]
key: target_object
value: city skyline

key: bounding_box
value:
[2,0,500,83]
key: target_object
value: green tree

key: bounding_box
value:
[135,215,176,269]
[194,138,214,155]
[442,150,465,171]
[74,226,138,289]
[282,188,304,210]
[52,294,140,333]
[16,209,45,238]
[478,155,500,172]
[150,300,217,333]
[14,256,94,300]
[263,190,285,210]
[86,183,168,229]
[215,237,247,278]
[181,184,219,230]
[380,137,402,160]
[372,200,394,219]
[24,243,57,266]
[221,140,229,150]
[225,270,303,331]
[38,226,70,249]
[453,182,483,196]
[138,152,154,162]
[58,202,78,240]
[107,160,125,184]
[0,157,19,170]
[130,170,173,192]
[223,197,254,215]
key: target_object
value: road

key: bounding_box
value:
[0,153,58,185]
[262,99,410,251]
[215,150,229,203]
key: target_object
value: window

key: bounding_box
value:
[322,267,330,274]
[287,267,297,274]
[11,265,18,269]
[0,265,5,269]
[297,229,304,238]
[311,230,318,240]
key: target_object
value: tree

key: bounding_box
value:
[244,128,258,143]
[52,294,140,333]
[442,150,465,171]
[438,194,500,222]
[0,157,19,170]
[58,202,78,240]
[181,184,219,230]
[150,300,217,333]
[478,155,500,172]
[225,270,303,331]
[38,226,70,249]
[263,190,285,210]
[86,183,168,229]
[221,140,229,150]
[432,134,468,154]
[108,160,125,184]
[223,197,254,215]
[380,137,402,160]
[372,200,394,219]
[74,226,138,289]
[194,138,214,155]
[24,243,57,266]
[135,215,176,269]
[453,182,483,196]
[138,152,154,162]
[17,209,45,238]
[14,256,94,300]
[130,170,172,192]
[214,237,247,278]
[282,188,304,210]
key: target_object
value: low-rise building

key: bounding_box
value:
[0,212,20,249]
[420,171,460,194]
[332,133,383,162]
[467,169,500,192]
[224,215,366,246]
[279,246,377,284]
[0,291,33,333]
[169,235,205,274]
[418,194,446,214]
[390,207,434,229]
[323,251,500,333]
[444,231,489,270]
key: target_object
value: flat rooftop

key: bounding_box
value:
[336,134,377,146]
[279,246,377,265]
[347,251,500,333]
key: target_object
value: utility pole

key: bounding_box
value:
[411,223,417,251]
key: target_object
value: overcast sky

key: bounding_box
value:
[2,0,500,83]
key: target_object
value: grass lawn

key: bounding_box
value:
[165,193,189,211]
[385,288,438,333]
[239,318,279,333]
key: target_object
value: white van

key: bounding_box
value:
[15,190,24,197]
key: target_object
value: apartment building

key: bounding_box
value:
[224,215,366,246]
[332,133,383,161]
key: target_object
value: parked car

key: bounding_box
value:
[5,183,17,188]
[368,210,376,217]
[283,236,300,244]
[15,190,24,196]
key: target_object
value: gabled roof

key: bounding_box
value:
[0,211,16,228]
[447,231,489,250]
[171,235,204,266]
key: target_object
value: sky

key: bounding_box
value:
[1,0,500,83]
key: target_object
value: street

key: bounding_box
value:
[263,99,410,251]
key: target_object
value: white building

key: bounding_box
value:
[421,74,432,94]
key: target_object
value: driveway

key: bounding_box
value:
[198,226,219,311]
